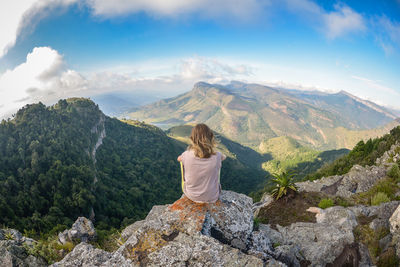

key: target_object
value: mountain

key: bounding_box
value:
[128,81,399,150]
[0,98,266,234]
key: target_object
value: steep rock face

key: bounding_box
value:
[0,229,46,267]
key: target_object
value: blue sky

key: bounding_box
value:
[0,0,400,118]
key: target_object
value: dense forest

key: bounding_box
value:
[0,99,183,233]
[0,98,266,235]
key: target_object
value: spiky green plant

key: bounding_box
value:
[270,171,298,200]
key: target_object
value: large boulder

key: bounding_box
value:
[0,228,46,267]
[114,191,272,266]
[53,191,281,266]
[58,217,97,244]
[261,206,366,266]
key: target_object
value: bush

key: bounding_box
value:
[270,171,297,200]
[318,198,334,209]
[371,192,390,206]
[388,164,400,181]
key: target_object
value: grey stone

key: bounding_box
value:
[358,243,374,267]
[258,224,283,245]
[271,206,358,266]
[389,203,400,257]
[296,163,388,198]
[53,190,284,266]
[253,193,274,218]
[58,217,97,244]
[50,242,112,267]
[0,229,46,267]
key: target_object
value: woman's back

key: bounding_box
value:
[180,149,222,203]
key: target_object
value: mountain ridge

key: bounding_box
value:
[128,81,399,150]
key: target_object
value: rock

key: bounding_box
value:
[336,165,387,198]
[271,206,359,266]
[358,242,374,267]
[316,206,358,230]
[296,164,387,198]
[325,243,361,267]
[58,217,97,244]
[253,193,274,217]
[0,229,46,267]
[49,242,131,267]
[389,203,400,257]
[144,232,264,267]
[258,224,283,246]
[376,142,400,166]
[53,190,284,266]
[296,175,342,193]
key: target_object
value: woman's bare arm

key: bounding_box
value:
[221,153,226,161]
[177,155,182,162]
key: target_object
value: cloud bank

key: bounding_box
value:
[0,47,254,119]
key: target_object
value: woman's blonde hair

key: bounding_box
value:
[189,123,216,158]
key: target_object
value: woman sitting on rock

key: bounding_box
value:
[177,123,226,203]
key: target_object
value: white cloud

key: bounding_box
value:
[0,46,87,118]
[323,4,366,39]
[285,0,366,39]
[85,0,268,21]
[179,57,253,82]
[0,0,77,58]
[373,16,400,55]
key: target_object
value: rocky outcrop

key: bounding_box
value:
[53,191,284,266]
[0,228,46,267]
[296,164,388,198]
[349,201,400,231]
[52,190,399,266]
[375,142,400,166]
[297,143,400,199]
[259,206,363,266]
[58,217,97,245]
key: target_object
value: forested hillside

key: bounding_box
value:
[305,123,400,181]
[0,99,184,234]
[0,99,266,235]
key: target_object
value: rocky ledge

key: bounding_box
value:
[52,191,284,266]
[49,189,400,267]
